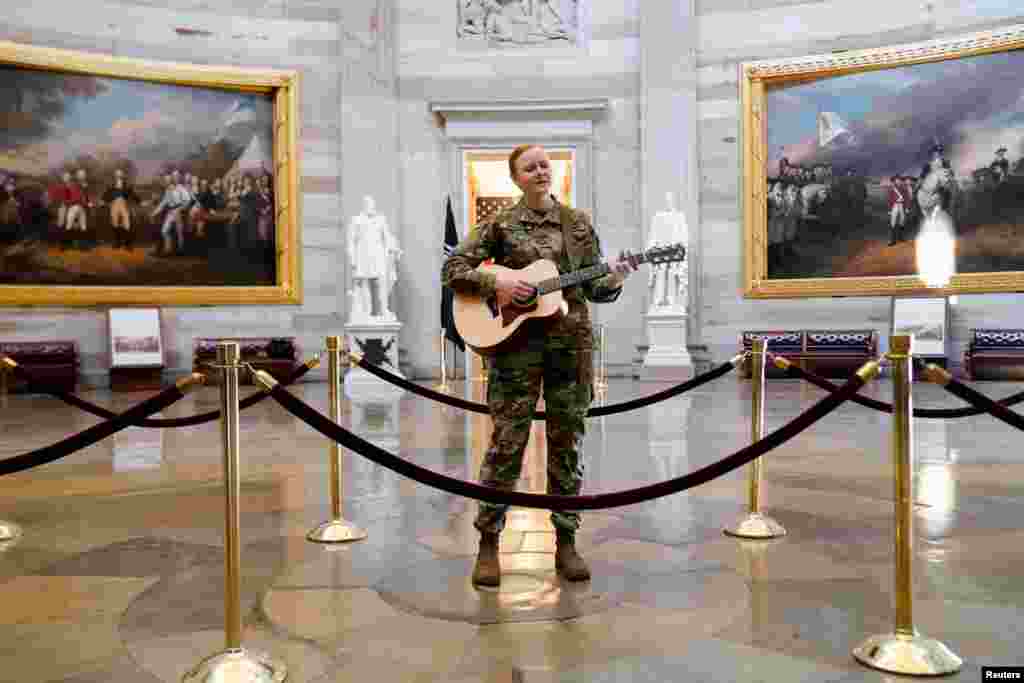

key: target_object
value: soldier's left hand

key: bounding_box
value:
[610,249,640,278]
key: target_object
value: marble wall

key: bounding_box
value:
[694,1,1024,364]
[394,0,644,379]
[0,0,389,385]
[2,1,1023,384]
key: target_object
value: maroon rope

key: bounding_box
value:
[264,370,867,511]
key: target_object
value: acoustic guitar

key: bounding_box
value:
[453,243,686,355]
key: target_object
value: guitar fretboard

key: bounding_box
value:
[535,254,650,296]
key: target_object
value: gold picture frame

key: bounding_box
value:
[743,24,1024,298]
[0,39,300,305]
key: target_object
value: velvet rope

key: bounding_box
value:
[262,369,867,511]
[5,361,314,428]
[938,377,1024,432]
[0,378,200,476]
[351,355,741,419]
[773,355,1024,419]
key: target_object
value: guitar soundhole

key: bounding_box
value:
[486,296,499,319]
[502,300,537,327]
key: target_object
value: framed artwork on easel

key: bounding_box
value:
[890,296,950,362]
[108,308,164,390]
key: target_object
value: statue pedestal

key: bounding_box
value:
[641,310,693,381]
[344,320,405,403]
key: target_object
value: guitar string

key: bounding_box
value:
[533,245,681,295]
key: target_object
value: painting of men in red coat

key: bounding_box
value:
[0,65,277,286]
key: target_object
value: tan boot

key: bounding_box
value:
[555,530,591,581]
[472,531,501,587]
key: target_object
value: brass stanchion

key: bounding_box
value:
[0,357,9,398]
[0,357,21,542]
[306,335,366,544]
[436,328,451,392]
[595,324,608,395]
[471,349,488,385]
[183,341,287,683]
[725,338,786,538]
[852,334,961,676]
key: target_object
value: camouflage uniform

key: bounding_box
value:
[441,196,622,534]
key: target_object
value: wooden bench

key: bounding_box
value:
[740,329,878,379]
[963,328,1024,381]
[193,337,298,385]
[0,340,79,393]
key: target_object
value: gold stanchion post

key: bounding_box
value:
[724,338,786,539]
[436,328,451,392]
[852,334,961,676]
[471,351,483,384]
[595,324,608,395]
[0,357,22,543]
[183,341,287,683]
[307,336,367,544]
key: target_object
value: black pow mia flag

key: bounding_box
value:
[441,196,466,352]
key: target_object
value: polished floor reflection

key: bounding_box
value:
[0,374,1023,681]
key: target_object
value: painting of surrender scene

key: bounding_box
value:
[763,46,1024,282]
[0,63,278,288]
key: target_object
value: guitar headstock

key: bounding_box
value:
[643,243,686,265]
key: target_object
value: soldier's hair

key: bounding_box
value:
[508,144,540,178]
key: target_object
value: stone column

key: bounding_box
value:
[639,0,699,381]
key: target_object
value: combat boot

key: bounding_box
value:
[472,531,501,587]
[555,530,591,581]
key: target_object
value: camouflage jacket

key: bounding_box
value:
[442,196,622,351]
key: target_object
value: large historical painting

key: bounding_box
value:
[457,0,582,48]
[0,40,300,305]
[743,25,1024,298]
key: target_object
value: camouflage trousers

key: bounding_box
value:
[474,346,593,535]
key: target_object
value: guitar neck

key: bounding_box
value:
[535,255,649,296]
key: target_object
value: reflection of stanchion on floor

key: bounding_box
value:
[852,334,961,676]
[436,328,451,393]
[306,335,366,544]
[183,341,287,683]
[736,538,777,638]
[724,338,786,539]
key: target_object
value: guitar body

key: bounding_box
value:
[453,260,568,355]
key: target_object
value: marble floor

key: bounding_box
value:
[0,371,1023,682]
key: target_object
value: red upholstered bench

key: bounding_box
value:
[740,331,804,378]
[963,329,1024,380]
[193,337,298,385]
[740,329,878,379]
[0,340,79,393]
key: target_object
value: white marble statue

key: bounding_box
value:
[647,191,689,314]
[347,195,402,322]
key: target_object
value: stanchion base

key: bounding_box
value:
[723,513,787,539]
[0,520,22,542]
[181,647,287,683]
[852,632,962,676]
[306,519,367,544]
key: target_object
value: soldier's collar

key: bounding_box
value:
[513,195,561,225]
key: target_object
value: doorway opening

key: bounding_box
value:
[462,147,576,233]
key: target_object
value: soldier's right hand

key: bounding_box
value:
[495,270,536,307]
